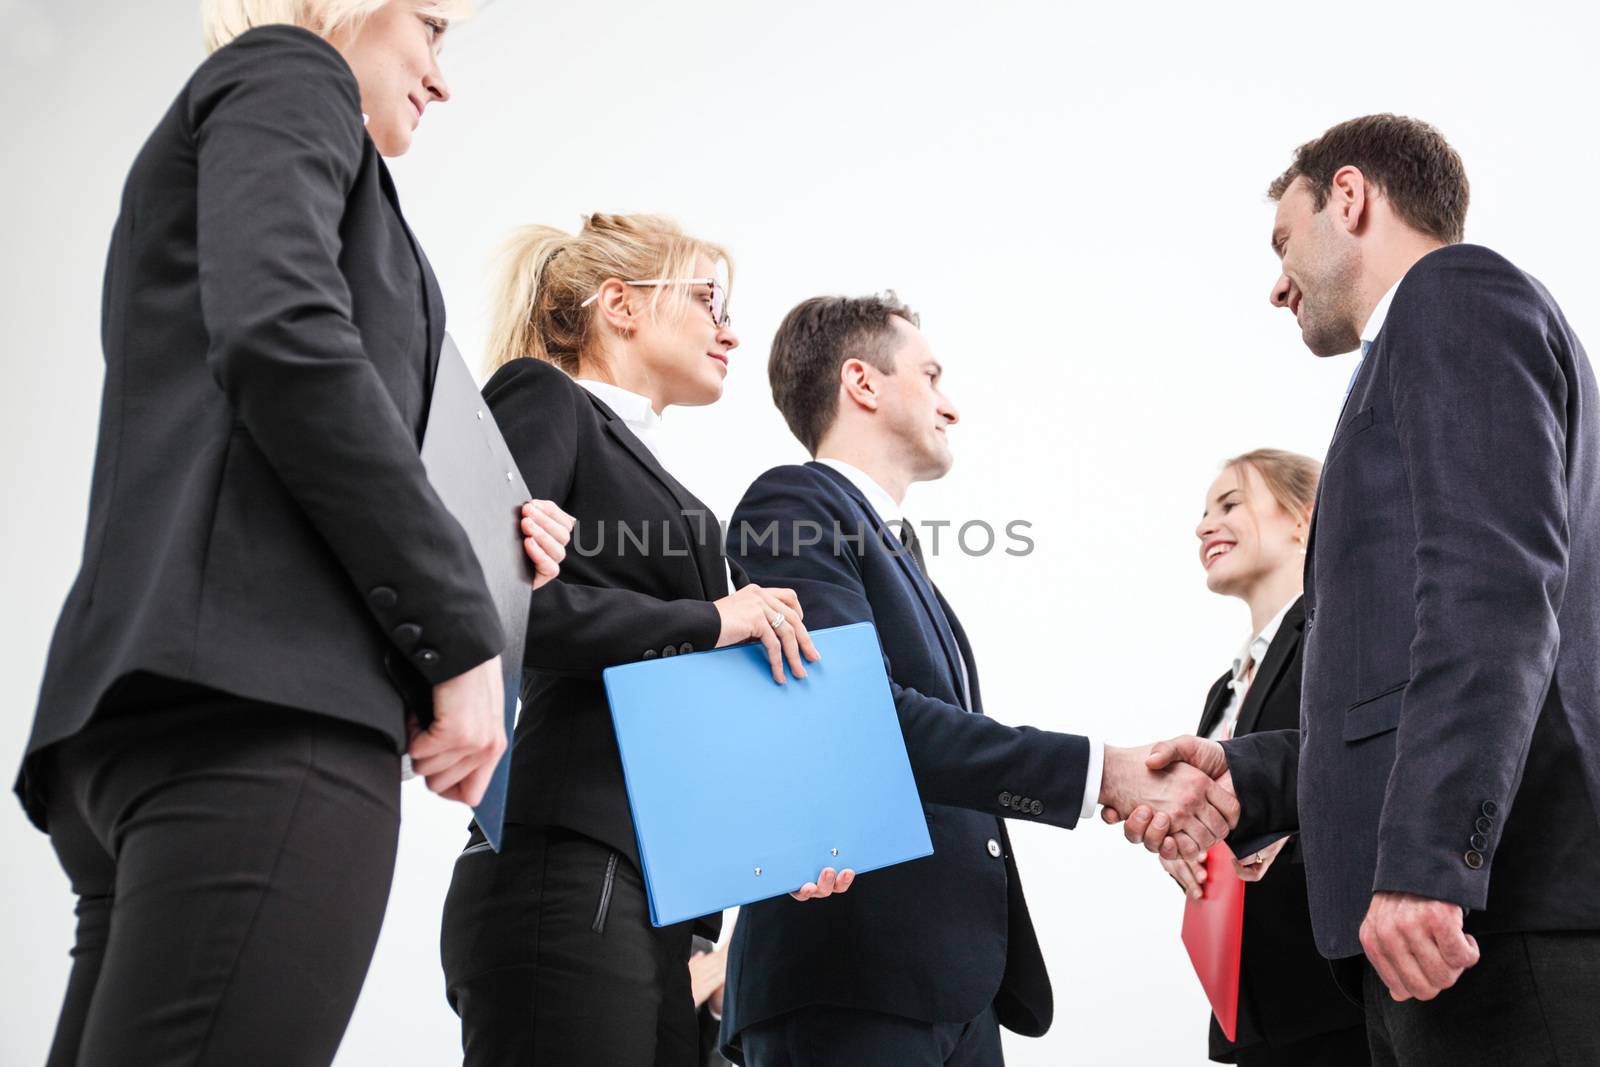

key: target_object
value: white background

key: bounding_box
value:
[3,1,1596,1063]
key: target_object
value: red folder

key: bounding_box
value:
[1181,843,1245,1041]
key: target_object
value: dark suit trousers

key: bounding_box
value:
[1228,1025,1370,1066]
[440,824,699,1066]
[40,693,401,1067]
[1362,931,1600,1065]
[738,1004,1001,1067]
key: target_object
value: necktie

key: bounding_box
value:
[895,517,972,709]
[1345,343,1369,400]
[897,519,929,575]
[1219,655,1255,741]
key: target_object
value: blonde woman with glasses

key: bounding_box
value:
[439,213,853,1066]
[15,3,572,1064]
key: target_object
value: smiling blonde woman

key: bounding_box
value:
[1166,449,1370,1066]
[10,4,572,1066]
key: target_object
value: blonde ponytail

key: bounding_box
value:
[483,213,733,377]
[485,226,583,374]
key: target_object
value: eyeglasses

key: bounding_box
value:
[579,278,729,328]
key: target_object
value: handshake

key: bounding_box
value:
[1097,734,1482,1005]
[1096,735,1235,860]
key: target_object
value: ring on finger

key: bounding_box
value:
[770,613,787,628]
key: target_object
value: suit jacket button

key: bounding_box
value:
[416,648,439,667]
[1030,799,1044,816]
[1464,850,1485,870]
[662,645,677,657]
[1470,833,1489,851]
[642,649,657,659]
[986,839,1002,858]
[679,642,694,654]
[1475,816,1493,834]
[393,623,422,646]
[999,791,1012,807]
[1481,800,1499,818]
[1011,795,1024,811]
[369,586,398,610]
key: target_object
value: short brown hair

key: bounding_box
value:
[1268,114,1469,245]
[768,292,920,455]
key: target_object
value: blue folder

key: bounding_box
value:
[419,334,531,852]
[603,621,933,927]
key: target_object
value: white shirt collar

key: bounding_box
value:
[1231,598,1296,684]
[576,379,662,460]
[815,458,904,529]
[1360,278,1403,352]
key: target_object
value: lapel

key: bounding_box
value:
[1196,672,1234,739]
[1234,599,1305,738]
[375,158,444,393]
[590,392,726,599]
[1307,340,1381,609]
[1304,480,1320,604]
[808,462,968,706]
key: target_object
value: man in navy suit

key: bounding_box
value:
[717,293,1239,1065]
[1132,115,1600,1063]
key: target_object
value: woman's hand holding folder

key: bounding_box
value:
[714,584,821,684]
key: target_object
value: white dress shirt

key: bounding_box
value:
[1339,277,1403,413]
[575,379,736,594]
[1206,599,1295,742]
[816,457,1103,820]
[1362,278,1402,352]
[576,378,664,458]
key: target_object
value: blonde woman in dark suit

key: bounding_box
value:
[16,5,572,1064]
[440,214,852,1067]
[1170,449,1368,1066]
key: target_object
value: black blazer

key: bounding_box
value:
[16,26,502,828]
[719,462,1092,1055]
[1224,244,1600,959]
[482,357,737,866]
[1193,599,1364,1060]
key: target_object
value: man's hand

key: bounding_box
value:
[1098,739,1239,859]
[410,656,508,807]
[1103,735,1236,858]
[522,499,576,591]
[1360,891,1480,1002]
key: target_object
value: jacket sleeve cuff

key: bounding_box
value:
[1079,738,1104,820]
[1373,833,1492,913]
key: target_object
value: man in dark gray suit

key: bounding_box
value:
[1118,115,1600,1063]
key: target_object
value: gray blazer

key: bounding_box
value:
[1224,243,1600,959]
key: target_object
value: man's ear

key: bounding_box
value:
[1330,165,1370,236]
[839,357,880,413]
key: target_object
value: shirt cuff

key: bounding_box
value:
[1079,738,1104,821]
